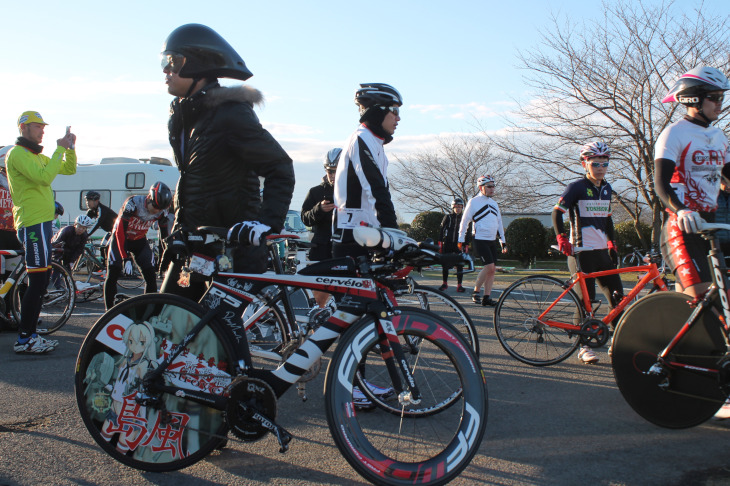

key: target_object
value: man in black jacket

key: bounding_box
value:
[301,148,340,319]
[159,24,295,300]
[438,197,466,292]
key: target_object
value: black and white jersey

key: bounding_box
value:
[332,124,397,243]
[458,193,505,243]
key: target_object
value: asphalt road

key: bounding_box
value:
[1,277,730,486]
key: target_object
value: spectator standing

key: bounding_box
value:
[6,111,76,354]
[438,197,467,292]
[458,175,506,307]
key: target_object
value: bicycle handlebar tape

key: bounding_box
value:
[353,226,418,252]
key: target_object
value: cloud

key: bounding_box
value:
[409,101,517,120]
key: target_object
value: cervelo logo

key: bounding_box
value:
[315,277,371,289]
[692,150,722,165]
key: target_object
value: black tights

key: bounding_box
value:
[19,270,48,336]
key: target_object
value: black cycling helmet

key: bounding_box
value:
[451,197,464,207]
[85,190,101,201]
[355,83,403,116]
[161,23,253,81]
[147,181,173,210]
[324,148,342,170]
[54,201,64,216]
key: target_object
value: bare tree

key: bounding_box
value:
[487,0,730,245]
[389,135,522,214]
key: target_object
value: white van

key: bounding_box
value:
[52,157,179,238]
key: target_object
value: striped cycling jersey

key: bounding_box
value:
[554,177,612,249]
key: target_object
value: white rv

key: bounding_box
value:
[52,157,180,230]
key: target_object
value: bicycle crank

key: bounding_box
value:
[577,319,610,348]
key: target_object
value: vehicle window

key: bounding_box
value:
[126,172,145,190]
[80,190,112,210]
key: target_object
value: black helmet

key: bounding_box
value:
[161,24,253,81]
[451,197,464,207]
[324,148,342,170]
[54,201,64,216]
[147,181,173,210]
[85,190,100,201]
[355,83,403,116]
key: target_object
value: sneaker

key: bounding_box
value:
[456,285,465,293]
[481,296,498,307]
[578,346,599,364]
[352,386,375,410]
[361,379,395,400]
[472,292,481,304]
[714,399,730,420]
[438,283,448,291]
[14,334,57,354]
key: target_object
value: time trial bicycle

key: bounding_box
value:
[74,225,487,485]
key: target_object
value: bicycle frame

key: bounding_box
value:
[0,250,26,300]
[538,258,667,332]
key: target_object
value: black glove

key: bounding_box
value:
[227,221,272,247]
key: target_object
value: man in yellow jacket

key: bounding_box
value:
[6,111,76,354]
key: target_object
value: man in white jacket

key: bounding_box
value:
[458,175,507,306]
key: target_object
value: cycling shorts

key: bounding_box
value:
[660,213,711,288]
[17,221,53,272]
[473,239,499,266]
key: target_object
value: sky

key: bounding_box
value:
[1,0,727,223]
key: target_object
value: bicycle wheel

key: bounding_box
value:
[75,293,236,471]
[118,260,145,289]
[12,262,76,335]
[326,308,488,486]
[612,292,726,428]
[494,275,583,366]
[395,284,479,355]
[240,292,293,370]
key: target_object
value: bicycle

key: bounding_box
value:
[493,245,669,366]
[621,245,667,273]
[612,222,730,429]
[74,225,487,485]
[0,249,76,334]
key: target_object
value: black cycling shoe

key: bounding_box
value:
[472,292,481,304]
[481,296,498,307]
[438,283,448,291]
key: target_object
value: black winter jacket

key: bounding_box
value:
[168,82,294,232]
[301,176,334,260]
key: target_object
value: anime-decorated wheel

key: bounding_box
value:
[74,294,237,472]
[225,376,278,441]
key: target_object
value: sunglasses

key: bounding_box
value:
[706,93,725,103]
[161,53,186,74]
[326,169,337,174]
[483,185,496,188]
[589,161,610,168]
[384,106,400,116]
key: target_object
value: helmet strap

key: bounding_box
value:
[184,77,203,98]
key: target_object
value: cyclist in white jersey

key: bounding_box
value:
[458,175,506,306]
[654,66,730,298]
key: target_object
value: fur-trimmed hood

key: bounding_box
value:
[201,84,264,108]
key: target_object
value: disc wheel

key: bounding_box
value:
[75,294,236,471]
[494,276,583,366]
[12,261,76,334]
[612,292,727,428]
[326,308,487,486]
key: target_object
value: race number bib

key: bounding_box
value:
[337,208,367,229]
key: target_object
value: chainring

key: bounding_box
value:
[224,376,277,442]
[579,319,610,348]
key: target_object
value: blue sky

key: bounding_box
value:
[1,0,726,222]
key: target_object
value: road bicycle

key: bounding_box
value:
[73,235,146,290]
[621,245,667,273]
[612,222,730,429]
[0,249,75,334]
[493,245,669,366]
[74,225,487,485]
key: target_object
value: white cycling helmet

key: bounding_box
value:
[0,145,14,168]
[477,175,495,187]
[579,141,610,160]
[75,214,95,227]
[662,66,730,105]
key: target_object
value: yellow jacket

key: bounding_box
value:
[6,144,77,229]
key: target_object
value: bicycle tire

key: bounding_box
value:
[240,293,294,370]
[118,260,145,289]
[612,292,726,429]
[12,261,76,335]
[394,284,479,356]
[494,275,583,366]
[75,293,236,471]
[621,254,638,268]
[326,308,488,486]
